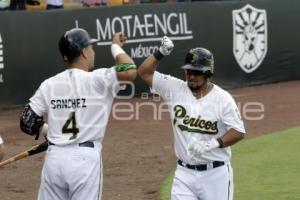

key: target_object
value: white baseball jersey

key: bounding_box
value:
[0,135,3,144]
[152,71,245,164]
[29,67,120,145]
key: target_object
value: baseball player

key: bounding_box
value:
[138,37,246,200]
[20,28,136,200]
[0,135,4,161]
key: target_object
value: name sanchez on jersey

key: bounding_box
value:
[173,105,219,135]
[50,98,87,109]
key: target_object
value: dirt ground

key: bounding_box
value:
[1,80,300,200]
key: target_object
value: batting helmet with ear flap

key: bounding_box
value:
[58,28,98,63]
[181,47,214,78]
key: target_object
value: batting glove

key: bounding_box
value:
[188,138,220,156]
[159,36,174,56]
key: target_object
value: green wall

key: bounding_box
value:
[0,0,299,105]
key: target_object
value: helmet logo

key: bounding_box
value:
[232,4,268,73]
[191,54,198,65]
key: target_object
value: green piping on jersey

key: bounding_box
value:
[115,63,137,72]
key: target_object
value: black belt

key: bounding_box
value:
[178,159,224,171]
[48,141,94,148]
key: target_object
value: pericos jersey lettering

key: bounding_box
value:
[173,105,218,135]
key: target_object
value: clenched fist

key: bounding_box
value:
[159,36,174,56]
[112,32,127,47]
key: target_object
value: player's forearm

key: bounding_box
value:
[218,128,245,148]
[111,32,134,65]
[189,130,245,156]
[138,55,159,77]
[137,55,160,87]
[111,35,137,82]
[138,36,174,86]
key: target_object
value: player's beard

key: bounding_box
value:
[188,78,209,93]
[188,82,201,92]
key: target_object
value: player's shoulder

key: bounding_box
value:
[154,71,185,84]
[38,70,71,90]
[91,67,116,77]
[212,84,234,100]
[43,70,67,83]
[93,67,108,73]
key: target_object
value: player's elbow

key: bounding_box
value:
[117,69,137,82]
[126,69,137,81]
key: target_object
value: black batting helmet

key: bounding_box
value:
[58,28,98,63]
[181,47,214,77]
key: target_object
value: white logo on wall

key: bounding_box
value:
[0,34,3,83]
[232,4,268,73]
[75,12,193,58]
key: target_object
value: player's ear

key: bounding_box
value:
[81,48,88,59]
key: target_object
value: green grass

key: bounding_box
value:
[159,127,300,200]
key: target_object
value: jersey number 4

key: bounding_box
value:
[62,111,79,140]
